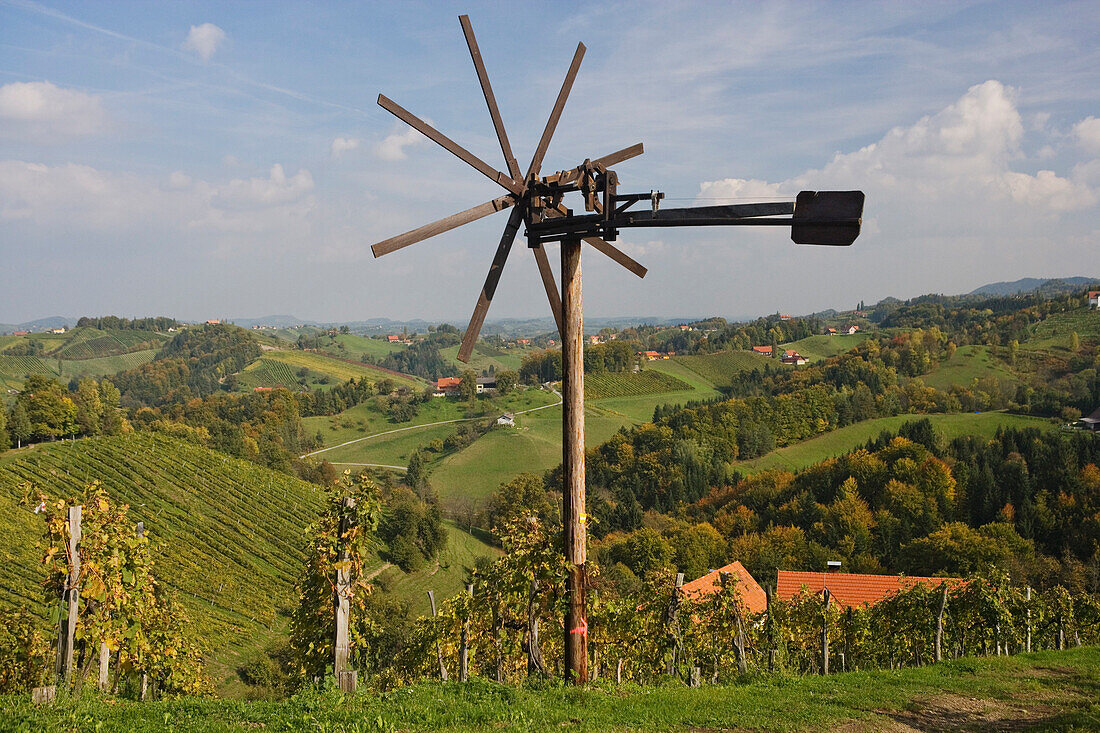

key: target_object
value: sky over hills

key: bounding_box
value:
[2,1,1099,323]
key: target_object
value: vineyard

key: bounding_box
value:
[0,356,57,391]
[584,370,691,399]
[237,357,303,390]
[0,433,323,675]
[673,350,774,387]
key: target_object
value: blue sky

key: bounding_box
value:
[2,1,1099,323]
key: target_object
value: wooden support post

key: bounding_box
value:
[334,497,355,689]
[98,641,110,692]
[135,521,150,700]
[1026,587,1032,653]
[561,238,588,685]
[935,585,948,663]
[666,573,684,676]
[56,505,81,686]
[428,590,449,681]
[821,587,830,676]
[459,583,472,682]
[766,584,776,672]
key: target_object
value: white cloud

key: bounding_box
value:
[331,137,360,157]
[376,125,427,161]
[212,164,314,210]
[182,23,227,62]
[0,81,107,142]
[1074,117,1100,156]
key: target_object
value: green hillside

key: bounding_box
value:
[922,344,1020,391]
[237,349,425,391]
[585,370,691,399]
[0,433,323,687]
[375,520,500,617]
[1025,307,1100,350]
[734,411,1055,475]
[672,350,774,387]
[781,333,866,361]
[439,343,524,374]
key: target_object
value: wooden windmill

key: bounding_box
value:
[371,14,864,684]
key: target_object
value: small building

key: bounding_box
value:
[206,319,220,325]
[776,571,963,610]
[387,334,402,342]
[846,325,860,335]
[50,327,67,334]
[827,327,837,335]
[781,350,807,365]
[434,377,462,397]
[752,345,772,356]
[642,350,661,360]
[12,331,28,336]
[476,376,496,394]
[253,386,274,393]
[589,335,601,344]
[497,412,516,427]
[681,561,768,615]
[779,314,791,321]
[1089,291,1100,309]
[1076,407,1100,431]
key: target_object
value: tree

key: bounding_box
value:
[496,370,518,395]
[1071,331,1080,351]
[406,450,427,491]
[459,369,478,403]
[73,378,104,437]
[0,407,7,451]
[17,375,76,441]
[8,403,31,448]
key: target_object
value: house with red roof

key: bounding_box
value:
[751,345,772,356]
[680,561,768,615]
[434,377,462,397]
[641,350,661,360]
[776,571,963,610]
[781,350,806,365]
[1089,290,1099,309]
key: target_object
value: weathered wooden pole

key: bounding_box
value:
[136,521,150,701]
[428,590,449,681]
[459,583,472,682]
[766,584,776,672]
[821,587,830,675]
[1026,587,1032,653]
[561,238,588,685]
[935,585,948,663]
[56,505,81,686]
[335,497,356,693]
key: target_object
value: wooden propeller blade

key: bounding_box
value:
[371,194,516,258]
[459,15,521,183]
[546,143,646,186]
[458,206,525,362]
[583,236,647,278]
[543,204,647,278]
[526,42,586,180]
[377,94,524,197]
[531,245,564,338]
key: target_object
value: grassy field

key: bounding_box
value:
[922,344,1021,391]
[735,411,1056,474]
[0,433,322,691]
[375,520,500,617]
[782,333,866,361]
[2,647,1097,730]
[584,370,691,399]
[326,334,407,361]
[439,343,525,375]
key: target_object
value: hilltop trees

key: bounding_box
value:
[12,375,76,441]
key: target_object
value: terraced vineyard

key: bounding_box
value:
[0,433,323,684]
[239,349,425,391]
[237,356,302,389]
[0,355,57,390]
[584,370,691,399]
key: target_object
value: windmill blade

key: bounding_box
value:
[377,94,524,196]
[530,245,564,338]
[371,194,516,258]
[459,15,521,183]
[583,237,647,278]
[458,206,525,362]
[547,143,646,185]
[526,42,586,180]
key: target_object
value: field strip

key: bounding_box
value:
[300,389,562,458]
[329,462,408,471]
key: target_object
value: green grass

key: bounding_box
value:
[922,344,1021,391]
[672,350,774,388]
[376,521,500,617]
[238,350,425,391]
[0,433,322,691]
[782,333,867,362]
[2,647,1098,730]
[735,411,1056,474]
[0,349,158,392]
[439,344,524,375]
[0,355,58,390]
[327,334,407,361]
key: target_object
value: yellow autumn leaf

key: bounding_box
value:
[97,497,109,512]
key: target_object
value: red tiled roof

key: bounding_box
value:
[776,571,963,609]
[436,377,462,390]
[1089,291,1100,298]
[752,346,772,354]
[681,561,767,615]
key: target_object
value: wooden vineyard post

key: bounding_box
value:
[335,498,356,693]
[428,590,449,681]
[766,584,776,672]
[136,521,151,701]
[56,505,81,686]
[561,238,588,685]
[821,587,830,675]
[1026,587,1032,653]
[98,641,110,692]
[935,584,948,663]
[460,583,472,682]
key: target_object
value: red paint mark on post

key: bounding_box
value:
[569,617,588,637]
